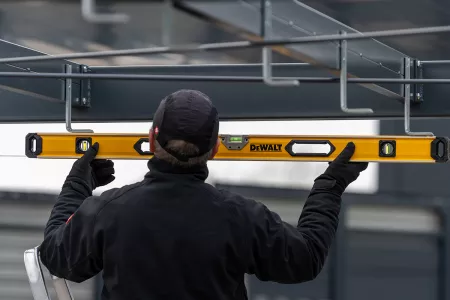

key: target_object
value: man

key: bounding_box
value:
[39,89,368,300]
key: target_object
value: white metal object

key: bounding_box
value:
[262,0,300,86]
[64,65,93,134]
[403,57,434,136]
[24,247,50,300]
[24,246,74,300]
[339,31,373,114]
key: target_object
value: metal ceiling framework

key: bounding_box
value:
[1,0,450,136]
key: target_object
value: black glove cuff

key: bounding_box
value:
[323,164,352,186]
[63,176,93,197]
[312,173,346,196]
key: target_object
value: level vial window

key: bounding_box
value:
[229,136,243,143]
[77,139,91,152]
[75,137,93,154]
[381,142,394,155]
[379,140,396,157]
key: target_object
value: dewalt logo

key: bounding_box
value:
[250,144,282,152]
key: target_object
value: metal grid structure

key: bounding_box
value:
[1,1,450,132]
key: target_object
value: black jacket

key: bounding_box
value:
[39,157,343,300]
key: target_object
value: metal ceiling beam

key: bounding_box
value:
[0,40,86,122]
[0,61,447,123]
[0,40,82,105]
[84,62,450,122]
[0,7,449,126]
[173,0,408,99]
[1,37,450,123]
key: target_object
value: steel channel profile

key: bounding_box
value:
[261,0,300,86]
[0,23,448,85]
[339,31,373,114]
[64,65,93,133]
[1,72,450,84]
[403,57,434,136]
[0,24,449,63]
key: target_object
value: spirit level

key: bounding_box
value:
[25,133,450,163]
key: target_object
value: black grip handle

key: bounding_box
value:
[285,140,336,157]
[25,133,42,158]
[431,137,450,163]
[134,138,153,155]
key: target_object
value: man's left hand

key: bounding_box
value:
[66,142,115,192]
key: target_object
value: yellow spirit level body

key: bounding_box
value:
[24,133,450,163]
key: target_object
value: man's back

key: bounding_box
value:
[38,89,368,300]
[99,159,250,299]
[80,156,347,299]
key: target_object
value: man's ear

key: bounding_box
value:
[149,127,156,153]
[209,138,220,159]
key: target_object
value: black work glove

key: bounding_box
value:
[323,142,368,189]
[65,142,115,193]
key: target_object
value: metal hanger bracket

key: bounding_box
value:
[403,57,433,136]
[339,31,373,114]
[64,64,93,133]
[261,0,300,87]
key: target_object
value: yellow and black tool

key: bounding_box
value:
[25,132,450,163]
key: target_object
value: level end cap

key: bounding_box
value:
[431,137,450,163]
[25,133,42,158]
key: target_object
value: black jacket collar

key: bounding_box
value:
[145,157,209,181]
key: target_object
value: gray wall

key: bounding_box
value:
[248,231,439,300]
[0,192,96,300]
[217,185,446,300]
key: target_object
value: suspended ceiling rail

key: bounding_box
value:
[0,5,449,123]
[173,0,409,100]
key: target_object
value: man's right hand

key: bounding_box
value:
[324,142,368,189]
[65,142,115,192]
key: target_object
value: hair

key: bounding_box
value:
[153,139,214,168]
